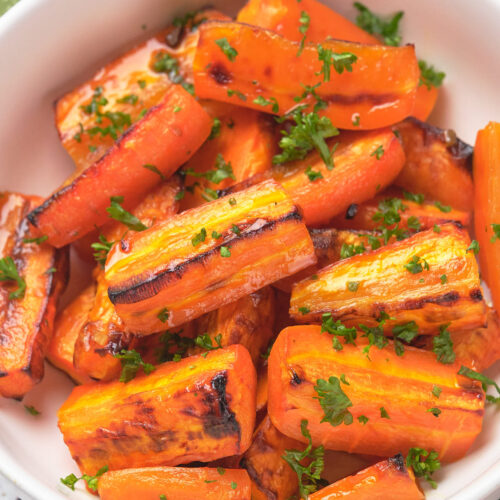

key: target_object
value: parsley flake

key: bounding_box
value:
[427,407,441,417]
[380,406,390,419]
[299,306,310,315]
[23,235,48,245]
[253,95,279,113]
[419,60,446,89]
[305,166,323,181]
[371,145,385,160]
[297,10,310,56]
[0,256,26,300]
[433,324,455,364]
[434,201,451,213]
[106,196,147,231]
[347,281,359,292]
[215,37,238,61]
[91,235,115,268]
[358,415,369,424]
[458,365,500,404]
[314,376,353,426]
[24,405,40,416]
[209,117,221,140]
[432,385,442,398]
[220,246,231,257]
[406,448,441,489]
[143,163,165,180]
[192,228,207,247]
[404,255,429,274]
[157,307,170,323]
[114,349,155,383]
[60,465,109,492]
[491,224,500,243]
[316,44,358,81]
[354,2,404,46]
[467,240,480,255]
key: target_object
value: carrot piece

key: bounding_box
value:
[47,284,96,385]
[0,193,68,399]
[189,287,275,366]
[240,414,305,500]
[237,0,379,45]
[309,454,423,500]
[268,325,485,462]
[413,85,439,121]
[58,344,256,475]
[193,21,419,130]
[474,122,500,312]
[181,101,278,210]
[28,86,211,248]
[330,187,470,231]
[394,117,474,212]
[105,180,316,335]
[255,365,268,414]
[56,9,228,173]
[97,466,251,500]
[290,224,486,335]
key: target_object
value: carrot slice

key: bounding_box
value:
[290,224,486,335]
[268,325,484,462]
[193,21,419,130]
[413,85,439,121]
[58,344,256,475]
[474,121,500,312]
[28,86,211,248]
[309,454,424,500]
[105,180,316,335]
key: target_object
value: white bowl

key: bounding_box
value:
[0,0,499,499]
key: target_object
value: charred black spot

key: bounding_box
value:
[165,25,185,48]
[150,429,177,452]
[263,66,272,77]
[120,239,130,252]
[470,289,483,302]
[94,331,131,356]
[240,457,278,500]
[388,453,406,472]
[21,365,32,376]
[345,203,358,220]
[210,63,232,85]
[0,371,7,378]
[202,372,240,441]
[324,92,396,106]
[290,368,302,386]
[430,291,460,304]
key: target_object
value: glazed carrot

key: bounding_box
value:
[413,85,439,121]
[56,9,228,172]
[290,224,486,335]
[256,365,268,414]
[474,122,500,312]
[237,0,379,45]
[240,414,305,500]
[0,193,68,399]
[58,344,256,475]
[330,188,470,231]
[189,287,275,366]
[28,85,211,248]
[193,22,419,130]
[181,101,278,210]
[105,180,316,335]
[98,466,251,500]
[394,117,474,212]
[268,325,485,462]
[309,454,424,500]
[47,283,95,385]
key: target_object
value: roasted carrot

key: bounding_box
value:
[240,414,305,500]
[474,121,500,313]
[0,193,68,399]
[256,365,268,414]
[290,224,486,335]
[97,466,251,500]
[413,85,439,121]
[105,180,316,335]
[56,9,228,172]
[47,283,95,385]
[193,21,419,130]
[181,101,278,210]
[330,188,470,231]
[28,85,211,248]
[237,0,379,45]
[268,325,485,462]
[58,344,256,475]
[189,287,275,366]
[394,117,474,212]
[309,454,424,500]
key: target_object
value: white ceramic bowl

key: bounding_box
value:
[0,0,499,499]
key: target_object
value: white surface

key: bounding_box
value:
[0,0,499,499]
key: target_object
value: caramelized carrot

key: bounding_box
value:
[0,193,68,399]
[256,365,268,414]
[413,85,439,121]
[47,284,95,385]
[58,345,256,475]
[268,325,485,462]
[28,86,211,248]
[290,224,486,335]
[394,117,474,212]
[240,415,305,500]
[193,22,419,130]
[309,454,424,500]
[98,466,251,500]
[105,180,316,335]
[474,122,500,312]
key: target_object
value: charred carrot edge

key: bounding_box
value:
[189,287,275,366]
[58,344,256,475]
[237,0,379,45]
[47,283,96,385]
[0,193,69,399]
[28,85,211,248]
[56,9,228,172]
[309,454,424,500]
[105,179,316,335]
[394,117,474,212]
[474,122,500,312]
[97,466,251,500]
[330,187,470,231]
[240,414,304,500]
[268,325,485,462]
[255,365,268,414]
[290,223,486,334]
[193,21,419,130]
[272,129,405,226]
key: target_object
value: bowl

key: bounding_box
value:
[0,0,499,499]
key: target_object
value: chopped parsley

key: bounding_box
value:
[150,51,194,94]
[294,83,327,113]
[403,191,425,204]
[340,242,366,259]
[380,406,390,419]
[220,246,231,257]
[143,164,165,180]
[116,94,138,105]
[433,224,442,233]
[347,281,360,292]
[467,240,480,255]
[227,89,247,101]
[321,314,357,350]
[440,274,448,284]
[404,255,429,274]
[157,307,170,323]
[314,376,353,426]
[253,95,279,113]
[24,405,40,416]
[228,197,237,206]
[434,201,452,213]
[353,2,404,46]
[491,224,500,243]
[23,235,48,245]
[359,312,391,358]
[217,467,225,475]
[231,481,237,490]
[372,197,414,244]
[316,44,357,81]
[358,415,369,424]
[208,117,221,140]
[155,330,194,363]
[106,196,147,231]
[433,324,455,364]
[371,145,385,160]
[137,79,147,89]
[458,365,500,404]
[305,166,323,181]
[215,37,238,61]
[61,465,109,492]
[114,349,155,383]
[432,385,442,398]
[192,228,207,247]
[297,10,310,56]
[194,333,222,354]
[91,235,115,268]
[393,321,419,356]
[419,60,446,89]
[0,256,26,300]
[185,154,235,184]
[427,407,441,417]
[212,230,222,239]
[406,448,441,489]
[298,306,310,315]
[175,190,185,201]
